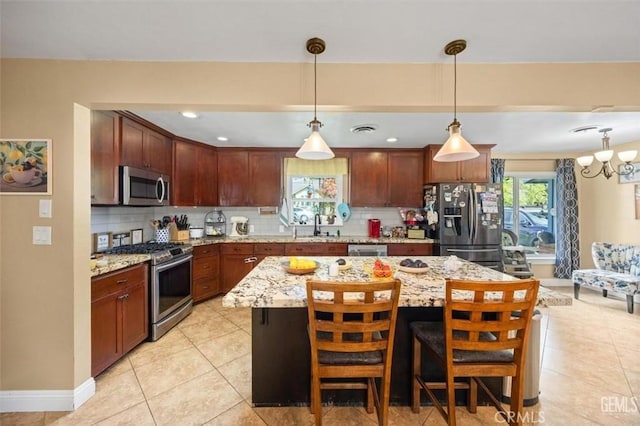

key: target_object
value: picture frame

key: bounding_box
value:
[618,162,640,184]
[130,228,143,244]
[0,139,52,195]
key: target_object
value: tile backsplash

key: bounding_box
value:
[91,205,410,241]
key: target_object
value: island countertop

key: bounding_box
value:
[222,256,572,308]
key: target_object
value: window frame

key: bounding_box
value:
[286,174,344,227]
[502,171,556,260]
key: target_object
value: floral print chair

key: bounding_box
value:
[572,242,640,313]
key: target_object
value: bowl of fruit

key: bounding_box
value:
[371,259,393,279]
[398,258,429,273]
[282,257,318,275]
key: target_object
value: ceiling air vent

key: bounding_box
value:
[350,124,378,134]
[570,125,600,134]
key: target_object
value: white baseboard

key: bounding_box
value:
[0,377,95,413]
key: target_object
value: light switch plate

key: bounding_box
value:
[39,199,52,218]
[33,226,52,245]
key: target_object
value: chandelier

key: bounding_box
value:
[576,128,637,179]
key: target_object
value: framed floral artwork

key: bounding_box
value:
[0,139,51,195]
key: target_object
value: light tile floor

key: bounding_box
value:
[2,285,640,425]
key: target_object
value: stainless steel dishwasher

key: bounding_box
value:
[347,244,388,257]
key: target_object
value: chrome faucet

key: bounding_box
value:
[314,214,321,236]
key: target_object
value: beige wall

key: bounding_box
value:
[1,59,640,393]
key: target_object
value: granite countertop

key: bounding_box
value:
[222,256,572,309]
[90,254,151,278]
[188,235,435,246]
[90,236,434,277]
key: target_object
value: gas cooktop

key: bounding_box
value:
[104,242,193,265]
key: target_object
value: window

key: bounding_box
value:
[502,173,556,258]
[285,158,348,227]
[287,176,343,226]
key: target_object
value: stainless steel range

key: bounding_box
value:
[105,242,193,341]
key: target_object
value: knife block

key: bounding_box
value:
[168,223,189,241]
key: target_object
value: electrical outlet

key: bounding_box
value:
[279,225,284,233]
[249,224,255,233]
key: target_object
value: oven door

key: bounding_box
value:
[151,254,193,323]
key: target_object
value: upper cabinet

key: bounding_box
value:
[350,150,424,207]
[120,117,172,175]
[172,139,218,207]
[91,111,120,205]
[423,144,494,183]
[218,149,282,206]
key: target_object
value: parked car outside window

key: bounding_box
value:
[504,207,549,246]
[293,207,315,224]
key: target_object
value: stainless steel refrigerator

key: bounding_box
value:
[424,183,503,270]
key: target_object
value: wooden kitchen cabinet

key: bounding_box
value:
[120,116,172,175]
[91,263,148,377]
[284,243,348,256]
[350,150,424,207]
[220,243,256,293]
[424,144,494,183]
[254,243,285,264]
[91,110,120,205]
[217,149,282,206]
[192,245,220,302]
[387,243,433,256]
[220,243,287,293]
[173,139,218,206]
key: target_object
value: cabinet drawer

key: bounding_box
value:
[92,264,147,302]
[387,243,433,256]
[193,277,218,301]
[193,244,219,258]
[193,256,219,280]
[254,243,285,255]
[285,243,347,256]
[220,243,254,255]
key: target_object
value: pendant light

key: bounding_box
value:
[433,39,480,162]
[296,37,335,160]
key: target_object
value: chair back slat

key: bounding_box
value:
[307,279,401,357]
[444,278,539,356]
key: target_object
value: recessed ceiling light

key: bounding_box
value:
[217,136,228,142]
[180,111,198,119]
[386,137,398,143]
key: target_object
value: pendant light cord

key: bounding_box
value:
[313,53,318,122]
[453,52,457,122]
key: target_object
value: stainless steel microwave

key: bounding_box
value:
[120,166,170,206]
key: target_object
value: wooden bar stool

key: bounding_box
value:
[411,278,539,426]
[306,279,401,426]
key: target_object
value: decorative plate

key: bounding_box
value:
[397,265,429,274]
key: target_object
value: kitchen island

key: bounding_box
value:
[222,256,571,406]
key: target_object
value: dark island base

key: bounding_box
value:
[251,307,501,407]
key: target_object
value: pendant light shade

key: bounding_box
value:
[434,39,479,163]
[296,119,334,160]
[296,37,334,160]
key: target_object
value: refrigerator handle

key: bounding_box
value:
[469,188,476,242]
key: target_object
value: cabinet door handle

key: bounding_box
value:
[118,294,129,300]
[203,265,209,269]
[203,286,210,290]
[116,279,128,284]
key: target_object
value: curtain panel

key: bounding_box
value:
[555,159,580,278]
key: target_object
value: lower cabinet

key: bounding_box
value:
[220,243,287,293]
[91,263,148,377]
[193,245,220,303]
[284,243,348,256]
[387,243,433,256]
